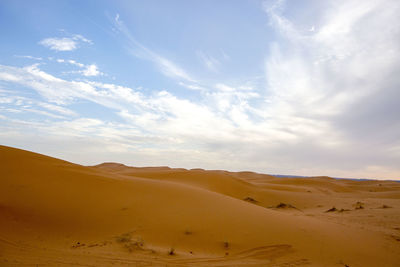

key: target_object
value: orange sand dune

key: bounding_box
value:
[1,145,400,266]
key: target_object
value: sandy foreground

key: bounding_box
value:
[0,145,399,266]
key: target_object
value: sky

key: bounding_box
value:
[0,0,399,180]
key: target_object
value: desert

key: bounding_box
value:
[1,145,399,266]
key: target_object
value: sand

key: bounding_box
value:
[0,145,399,266]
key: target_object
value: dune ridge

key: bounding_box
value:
[1,145,400,266]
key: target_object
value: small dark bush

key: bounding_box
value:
[325,207,337,212]
[116,233,131,243]
[354,202,364,209]
[223,241,229,249]
[184,230,193,235]
[244,197,258,203]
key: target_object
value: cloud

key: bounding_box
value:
[0,64,238,140]
[264,0,400,121]
[215,83,235,92]
[0,64,98,105]
[197,51,220,72]
[0,91,77,119]
[55,58,102,77]
[39,34,92,51]
[57,59,84,67]
[14,55,43,60]
[40,38,77,51]
[0,63,149,112]
[178,82,207,91]
[261,0,400,177]
[113,14,196,83]
[82,64,101,77]
[37,102,77,116]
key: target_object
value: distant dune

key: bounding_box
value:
[1,145,400,266]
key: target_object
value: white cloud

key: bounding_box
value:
[37,102,77,116]
[0,63,350,148]
[0,91,77,118]
[178,82,207,91]
[264,0,400,118]
[54,58,102,77]
[21,107,67,119]
[0,64,97,105]
[0,64,240,142]
[14,55,43,60]
[197,51,220,72]
[260,0,400,177]
[82,64,101,77]
[39,34,92,51]
[67,59,84,67]
[39,37,77,51]
[72,34,92,44]
[113,14,196,83]
[215,83,235,92]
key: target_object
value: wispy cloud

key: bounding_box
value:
[0,93,77,119]
[56,59,84,67]
[113,14,196,83]
[37,102,77,116]
[178,82,207,91]
[39,34,92,51]
[197,51,220,72]
[55,58,102,77]
[14,55,43,60]
[0,64,147,110]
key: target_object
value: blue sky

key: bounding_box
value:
[1,0,399,179]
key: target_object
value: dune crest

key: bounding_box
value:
[1,145,400,266]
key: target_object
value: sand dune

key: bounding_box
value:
[1,145,400,266]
